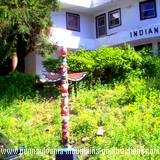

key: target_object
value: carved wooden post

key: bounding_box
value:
[56,47,77,160]
[45,47,86,160]
[60,47,70,147]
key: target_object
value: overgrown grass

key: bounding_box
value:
[70,79,160,159]
[0,76,160,159]
[0,97,61,159]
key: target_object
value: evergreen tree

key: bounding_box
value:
[0,0,59,73]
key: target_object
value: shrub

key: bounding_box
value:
[43,47,155,85]
[0,72,38,100]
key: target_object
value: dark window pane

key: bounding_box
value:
[142,10,155,18]
[96,14,106,38]
[144,2,154,10]
[108,9,121,28]
[134,43,152,51]
[98,27,106,36]
[140,0,156,20]
[66,12,80,31]
[147,10,155,16]
[115,18,119,25]
[98,17,105,26]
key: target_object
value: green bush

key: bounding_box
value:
[0,72,38,100]
[43,47,155,85]
[42,55,60,73]
[68,47,155,83]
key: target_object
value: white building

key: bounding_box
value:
[25,0,160,76]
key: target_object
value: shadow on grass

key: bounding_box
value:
[0,133,25,160]
[0,72,61,110]
[36,81,60,100]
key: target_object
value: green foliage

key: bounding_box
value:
[0,98,61,160]
[68,47,157,84]
[0,72,38,101]
[42,55,60,73]
[43,47,155,85]
[36,37,57,57]
[70,79,160,159]
[0,0,59,64]
[137,47,156,77]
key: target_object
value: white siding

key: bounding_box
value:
[50,11,95,49]
[52,11,94,38]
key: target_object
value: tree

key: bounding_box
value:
[0,0,59,73]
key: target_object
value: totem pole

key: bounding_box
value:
[60,47,70,147]
[45,47,86,160]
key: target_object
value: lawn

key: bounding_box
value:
[0,76,160,159]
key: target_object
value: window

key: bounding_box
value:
[139,0,157,20]
[66,12,80,31]
[134,43,152,51]
[108,9,121,29]
[96,14,106,38]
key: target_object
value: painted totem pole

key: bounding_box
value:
[60,48,70,147]
[45,47,86,160]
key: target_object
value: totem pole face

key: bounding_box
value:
[61,98,69,117]
[60,62,68,76]
[61,96,69,117]
[61,83,69,97]
[60,47,68,57]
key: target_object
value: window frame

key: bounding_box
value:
[108,8,121,29]
[95,13,107,38]
[139,0,157,20]
[66,12,80,32]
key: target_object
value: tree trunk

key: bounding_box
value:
[12,52,18,71]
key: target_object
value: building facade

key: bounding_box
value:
[25,0,160,76]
